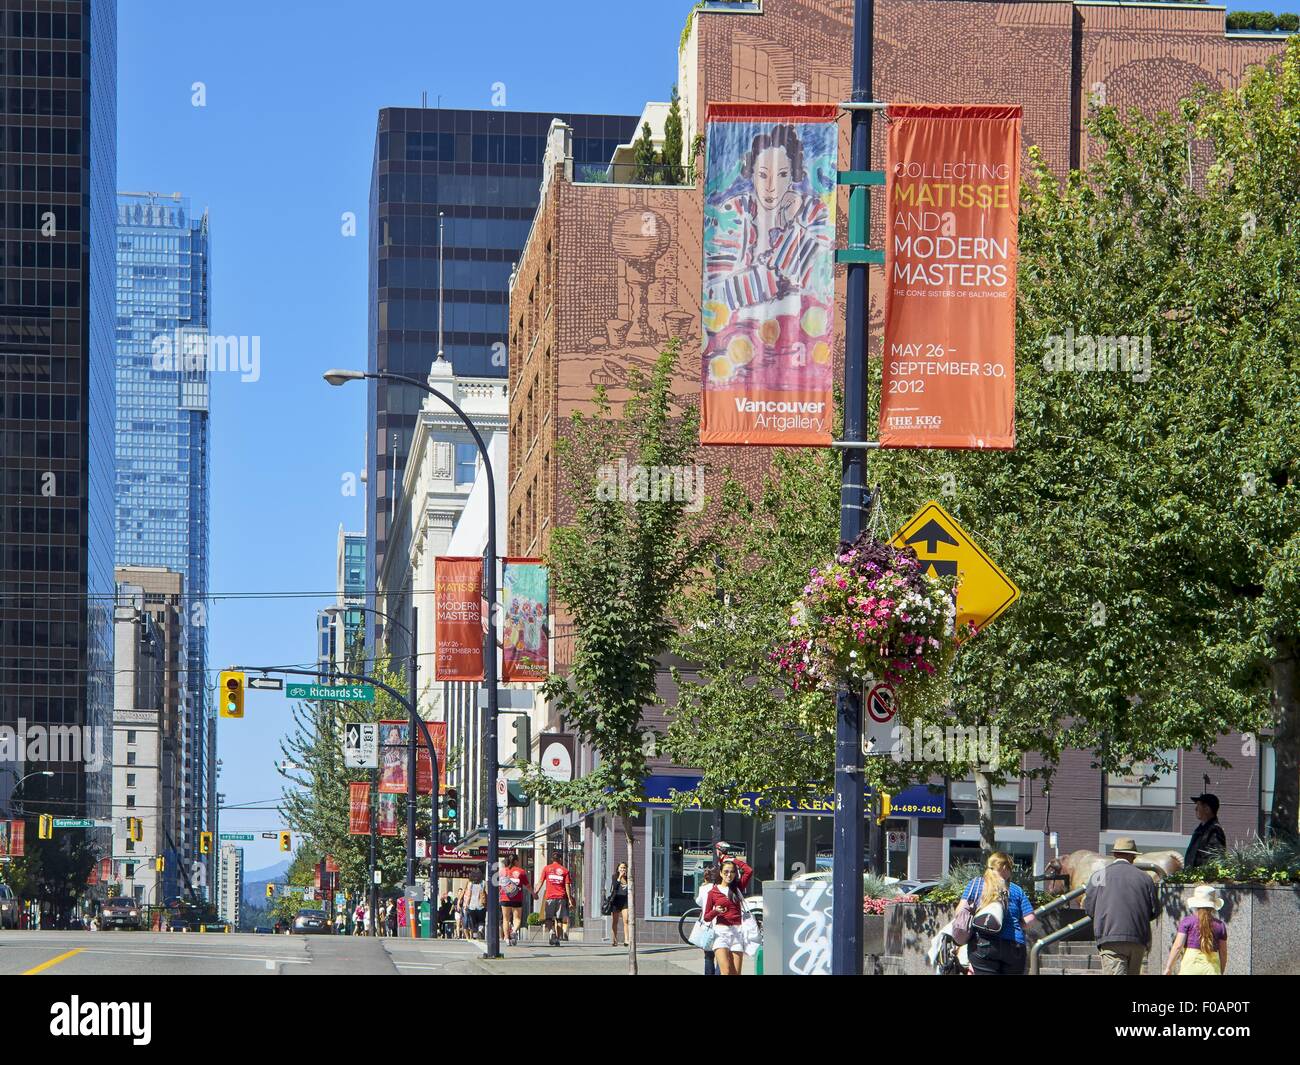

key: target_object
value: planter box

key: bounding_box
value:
[1148,883,1300,976]
[863,913,884,956]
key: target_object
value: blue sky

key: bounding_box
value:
[117,0,690,871]
[117,0,1296,873]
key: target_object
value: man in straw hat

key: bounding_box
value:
[1084,837,1161,975]
[1162,885,1228,975]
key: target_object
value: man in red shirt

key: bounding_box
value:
[535,852,574,947]
[497,854,532,947]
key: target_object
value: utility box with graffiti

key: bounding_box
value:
[760,879,836,975]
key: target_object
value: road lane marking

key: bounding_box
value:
[23,948,83,975]
[77,949,307,964]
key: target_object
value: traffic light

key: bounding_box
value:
[218,670,245,719]
[278,831,292,852]
[38,813,53,839]
[127,816,143,842]
[199,831,212,855]
[155,856,165,873]
[510,714,530,764]
[265,883,275,900]
[441,788,458,823]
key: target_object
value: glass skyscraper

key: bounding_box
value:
[0,0,117,830]
[114,190,211,875]
[366,107,639,598]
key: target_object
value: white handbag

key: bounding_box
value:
[972,897,1005,937]
[688,918,717,950]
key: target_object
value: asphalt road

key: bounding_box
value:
[0,931,486,976]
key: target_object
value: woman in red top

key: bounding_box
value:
[703,859,750,975]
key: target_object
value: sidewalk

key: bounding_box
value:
[466,939,737,975]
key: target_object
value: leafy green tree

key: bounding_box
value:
[518,342,713,974]
[632,121,659,185]
[662,87,685,185]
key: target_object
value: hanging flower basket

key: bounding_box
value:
[772,533,963,708]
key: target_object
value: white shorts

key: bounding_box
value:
[712,924,747,953]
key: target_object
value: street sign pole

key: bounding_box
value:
[833,0,876,977]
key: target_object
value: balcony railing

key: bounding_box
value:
[573,160,696,188]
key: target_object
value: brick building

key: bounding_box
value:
[505,0,1290,939]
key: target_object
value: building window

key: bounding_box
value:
[125,863,135,879]
[127,752,136,766]
[127,730,137,744]
[454,443,478,485]
[125,840,134,852]
[126,794,135,808]
[648,809,774,917]
[126,773,135,787]
[1105,751,1177,832]
[949,776,1020,827]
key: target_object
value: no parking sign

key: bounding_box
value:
[863,682,901,757]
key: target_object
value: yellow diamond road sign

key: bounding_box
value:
[890,500,1020,635]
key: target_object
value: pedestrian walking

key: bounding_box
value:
[386,897,398,938]
[436,893,454,939]
[353,902,365,935]
[535,851,574,947]
[605,861,630,947]
[1183,793,1228,871]
[957,851,1038,975]
[498,855,532,946]
[695,864,720,975]
[714,842,753,894]
[463,872,487,939]
[702,858,749,975]
[1085,837,1160,975]
[1163,885,1228,975]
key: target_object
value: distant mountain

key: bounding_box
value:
[246,860,291,882]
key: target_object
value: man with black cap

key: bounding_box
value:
[1184,793,1227,870]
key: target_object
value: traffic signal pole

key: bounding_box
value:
[832,0,877,976]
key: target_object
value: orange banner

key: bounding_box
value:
[700,103,838,446]
[348,782,370,835]
[435,556,484,681]
[881,104,1021,449]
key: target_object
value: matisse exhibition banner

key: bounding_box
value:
[501,559,549,683]
[700,103,838,446]
[435,556,484,682]
[348,782,370,836]
[881,104,1021,449]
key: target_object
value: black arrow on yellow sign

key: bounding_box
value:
[905,519,959,576]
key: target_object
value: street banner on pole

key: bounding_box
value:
[378,720,435,795]
[348,781,370,835]
[0,820,8,857]
[435,556,485,681]
[700,103,838,446]
[378,793,398,836]
[8,819,22,856]
[501,560,549,683]
[881,104,1021,449]
[538,732,576,782]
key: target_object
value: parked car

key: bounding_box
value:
[253,925,273,935]
[100,896,143,931]
[0,883,18,929]
[291,909,331,935]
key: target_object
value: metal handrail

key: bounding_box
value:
[1027,861,1170,974]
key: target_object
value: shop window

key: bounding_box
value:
[649,810,774,917]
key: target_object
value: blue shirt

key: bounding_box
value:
[963,878,1035,945]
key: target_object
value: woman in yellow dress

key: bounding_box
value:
[1162,885,1228,975]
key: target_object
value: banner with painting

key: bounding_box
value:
[881,104,1021,449]
[378,793,398,836]
[501,559,549,683]
[377,719,444,795]
[700,103,838,446]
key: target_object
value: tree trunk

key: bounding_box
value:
[974,769,997,858]
[624,814,639,975]
[1269,635,1299,842]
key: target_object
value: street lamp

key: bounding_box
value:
[324,361,504,959]
[0,769,54,818]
